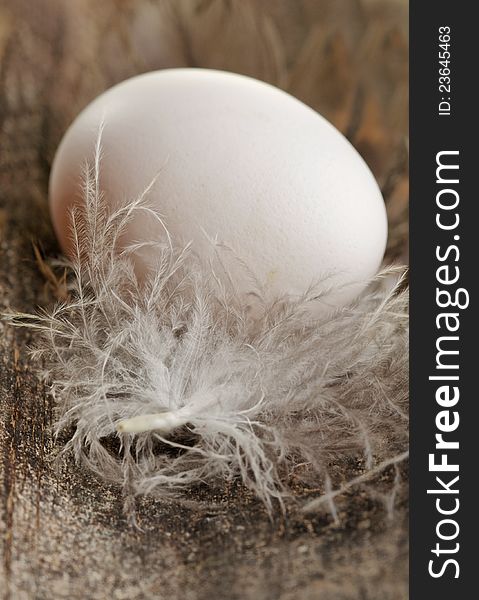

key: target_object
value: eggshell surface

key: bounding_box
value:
[49,69,387,306]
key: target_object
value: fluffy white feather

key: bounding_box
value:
[7,133,409,516]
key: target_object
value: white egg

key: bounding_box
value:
[49,68,387,308]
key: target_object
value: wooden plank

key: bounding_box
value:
[0,1,408,598]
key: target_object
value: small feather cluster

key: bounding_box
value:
[9,135,408,516]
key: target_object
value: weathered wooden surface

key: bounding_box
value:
[0,1,408,598]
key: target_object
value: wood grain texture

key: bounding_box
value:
[0,1,408,598]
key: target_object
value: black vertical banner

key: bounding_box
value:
[410,2,477,597]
